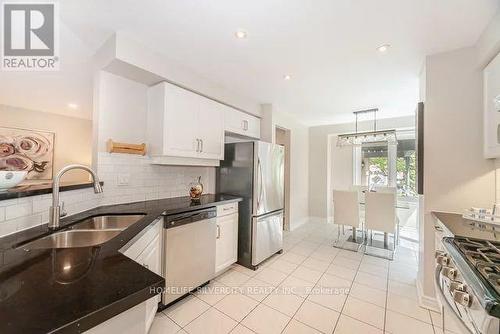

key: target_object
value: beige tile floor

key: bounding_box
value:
[150,220,450,334]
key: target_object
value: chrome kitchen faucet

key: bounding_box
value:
[49,164,103,229]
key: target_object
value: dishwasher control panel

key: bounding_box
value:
[163,207,217,229]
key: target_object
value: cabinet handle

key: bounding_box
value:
[200,139,203,152]
[216,225,221,239]
[242,120,249,131]
[196,139,200,152]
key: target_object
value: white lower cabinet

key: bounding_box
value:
[85,301,150,334]
[87,219,163,334]
[215,203,239,274]
[136,234,162,329]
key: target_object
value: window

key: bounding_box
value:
[396,139,416,197]
[353,130,416,198]
[360,143,389,189]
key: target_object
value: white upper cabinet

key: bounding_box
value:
[484,51,500,158]
[162,83,199,158]
[223,105,261,139]
[147,82,224,165]
[198,98,225,160]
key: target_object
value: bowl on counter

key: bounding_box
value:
[0,171,28,191]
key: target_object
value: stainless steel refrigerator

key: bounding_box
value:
[216,141,284,269]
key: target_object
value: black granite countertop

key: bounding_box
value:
[0,181,104,201]
[0,194,242,334]
[432,211,500,242]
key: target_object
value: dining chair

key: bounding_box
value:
[332,190,363,251]
[350,185,368,218]
[364,191,397,259]
[373,186,397,194]
[372,186,401,244]
[350,185,368,202]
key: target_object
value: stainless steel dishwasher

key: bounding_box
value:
[161,207,217,306]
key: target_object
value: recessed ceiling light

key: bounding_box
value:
[283,74,292,80]
[67,103,79,109]
[377,44,391,53]
[235,30,247,39]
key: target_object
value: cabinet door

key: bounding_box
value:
[223,105,244,134]
[137,235,161,274]
[215,213,238,273]
[197,98,224,160]
[244,113,261,139]
[223,107,260,139]
[136,234,161,333]
[484,52,500,158]
[86,301,148,334]
[164,83,199,157]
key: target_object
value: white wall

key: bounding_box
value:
[330,140,354,190]
[260,106,310,230]
[275,112,310,230]
[0,104,92,182]
[424,47,495,212]
[95,71,148,152]
[418,46,497,309]
[308,116,415,218]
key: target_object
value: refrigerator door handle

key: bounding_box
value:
[257,157,265,213]
[254,209,283,220]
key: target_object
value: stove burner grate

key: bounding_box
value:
[454,238,500,295]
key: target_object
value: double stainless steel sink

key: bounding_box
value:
[21,214,146,250]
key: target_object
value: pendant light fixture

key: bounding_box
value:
[336,108,397,147]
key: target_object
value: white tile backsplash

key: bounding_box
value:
[0,152,216,238]
[5,202,32,220]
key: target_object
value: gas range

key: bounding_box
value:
[436,237,500,334]
[453,238,500,297]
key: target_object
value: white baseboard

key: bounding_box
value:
[289,216,309,231]
[306,216,329,223]
[416,277,440,312]
[289,216,336,231]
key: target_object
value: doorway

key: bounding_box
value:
[275,126,291,231]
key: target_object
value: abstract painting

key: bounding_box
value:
[0,127,55,180]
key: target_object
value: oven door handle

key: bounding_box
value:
[434,266,475,334]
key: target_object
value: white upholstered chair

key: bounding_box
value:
[333,190,363,251]
[350,185,368,202]
[373,186,397,194]
[364,191,397,259]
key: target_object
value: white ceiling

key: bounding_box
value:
[1,0,498,125]
[0,20,95,120]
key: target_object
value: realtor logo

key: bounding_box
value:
[2,2,59,71]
